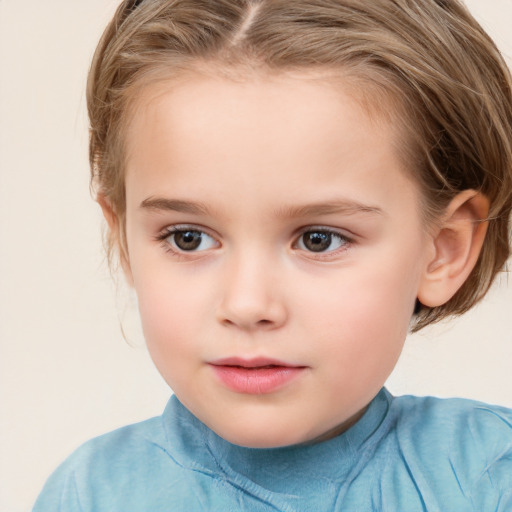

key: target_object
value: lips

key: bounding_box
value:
[208,357,306,394]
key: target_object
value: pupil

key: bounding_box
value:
[175,230,202,250]
[304,232,331,252]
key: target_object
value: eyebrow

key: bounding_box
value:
[140,197,211,215]
[274,200,383,218]
[139,196,383,218]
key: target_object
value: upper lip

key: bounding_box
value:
[209,357,303,368]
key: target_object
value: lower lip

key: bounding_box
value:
[210,365,305,394]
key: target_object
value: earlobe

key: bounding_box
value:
[417,190,489,308]
[97,193,134,286]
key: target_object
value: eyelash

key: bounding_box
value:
[155,225,354,258]
[155,225,219,257]
[293,227,353,258]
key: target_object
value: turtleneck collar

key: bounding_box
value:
[161,388,393,503]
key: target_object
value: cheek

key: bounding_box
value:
[132,268,207,371]
[319,288,409,357]
[306,259,418,330]
[313,290,409,402]
[130,248,208,331]
[300,249,422,370]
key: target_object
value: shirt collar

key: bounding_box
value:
[161,388,393,497]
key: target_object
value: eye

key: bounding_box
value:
[295,229,350,253]
[164,228,218,252]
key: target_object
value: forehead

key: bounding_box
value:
[123,71,421,218]
[128,72,378,157]
[125,66,402,152]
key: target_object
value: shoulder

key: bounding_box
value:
[32,403,191,511]
[387,393,512,507]
[60,413,168,472]
[32,395,223,511]
[390,393,512,450]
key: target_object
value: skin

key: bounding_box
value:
[117,72,452,448]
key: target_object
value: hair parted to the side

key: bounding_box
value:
[87,0,512,331]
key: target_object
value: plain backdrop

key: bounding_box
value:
[1,1,511,510]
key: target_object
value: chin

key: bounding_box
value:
[211,421,311,449]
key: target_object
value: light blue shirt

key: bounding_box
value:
[33,388,512,511]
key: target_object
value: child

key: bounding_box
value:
[33,0,512,510]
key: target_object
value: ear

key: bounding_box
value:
[417,190,489,308]
[97,193,134,286]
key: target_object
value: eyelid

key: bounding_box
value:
[294,225,355,242]
[155,224,221,254]
[156,223,219,239]
[292,226,354,257]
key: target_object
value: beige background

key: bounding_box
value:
[1,1,511,510]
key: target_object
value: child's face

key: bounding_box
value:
[122,72,433,447]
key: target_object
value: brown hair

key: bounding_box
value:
[87,0,512,330]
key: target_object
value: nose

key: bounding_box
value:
[216,252,288,331]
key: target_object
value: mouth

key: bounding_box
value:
[208,357,307,394]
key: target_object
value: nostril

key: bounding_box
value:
[216,294,288,330]
[220,317,274,329]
